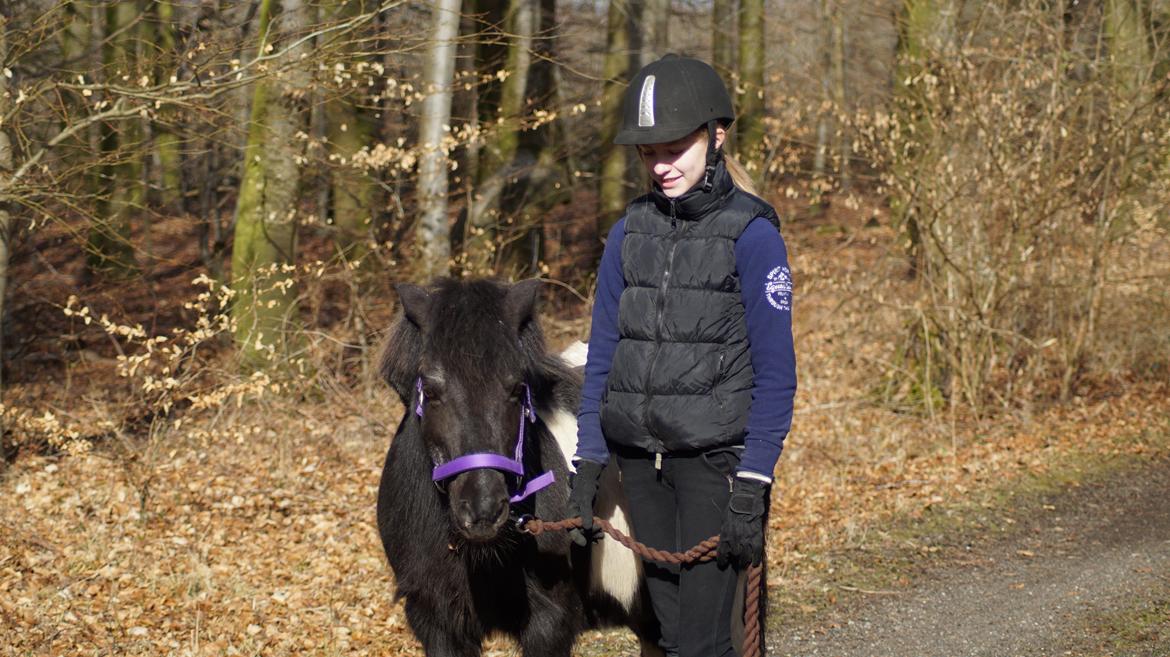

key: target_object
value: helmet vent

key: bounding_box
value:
[637,75,656,127]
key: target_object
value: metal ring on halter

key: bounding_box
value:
[514,514,534,533]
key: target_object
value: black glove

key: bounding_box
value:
[567,459,605,546]
[717,477,769,569]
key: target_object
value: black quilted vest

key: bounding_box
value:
[600,160,780,454]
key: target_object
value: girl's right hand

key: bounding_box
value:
[567,459,605,546]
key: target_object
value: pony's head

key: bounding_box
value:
[379,278,547,542]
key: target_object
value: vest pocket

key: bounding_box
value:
[700,447,743,484]
[712,349,728,409]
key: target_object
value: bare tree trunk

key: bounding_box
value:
[324,0,379,266]
[894,0,956,277]
[415,0,462,280]
[737,0,765,178]
[230,0,313,368]
[832,0,850,190]
[1154,0,1170,186]
[0,11,11,416]
[465,0,533,275]
[1054,0,1155,398]
[712,0,736,79]
[814,1,853,188]
[639,0,670,66]
[153,0,182,208]
[498,0,565,276]
[448,1,480,266]
[1105,0,1151,103]
[813,0,831,179]
[88,1,142,277]
[598,0,634,235]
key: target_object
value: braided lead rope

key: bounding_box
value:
[742,561,764,657]
[520,516,765,657]
[521,516,719,563]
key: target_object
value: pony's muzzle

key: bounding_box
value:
[450,470,510,541]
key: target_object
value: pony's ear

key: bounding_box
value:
[377,312,421,403]
[394,283,432,330]
[505,278,542,334]
[378,282,431,403]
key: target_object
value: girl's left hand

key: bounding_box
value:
[717,478,768,569]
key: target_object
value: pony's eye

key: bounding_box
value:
[421,379,442,403]
[509,382,525,401]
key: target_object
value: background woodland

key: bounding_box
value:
[2,0,1168,420]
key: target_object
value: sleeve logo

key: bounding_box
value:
[765,266,792,312]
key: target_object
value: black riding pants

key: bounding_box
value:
[615,446,741,657]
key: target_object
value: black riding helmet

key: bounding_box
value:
[614,54,735,146]
[615,55,734,192]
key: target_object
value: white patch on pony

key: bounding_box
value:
[544,407,580,476]
[547,341,643,613]
[544,406,643,612]
[590,455,642,612]
[560,341,588,368]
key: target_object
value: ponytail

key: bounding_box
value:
[723,154,758,196]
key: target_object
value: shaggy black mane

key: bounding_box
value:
[378,277,579,413]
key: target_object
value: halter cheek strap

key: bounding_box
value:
[416,378,555,504]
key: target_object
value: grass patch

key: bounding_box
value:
[1075,594,1170,657]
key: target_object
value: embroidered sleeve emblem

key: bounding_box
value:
[765,266,792,312]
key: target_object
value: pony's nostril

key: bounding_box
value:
[455,499,474,527]
[471,495,508,525]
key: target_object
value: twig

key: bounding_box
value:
[837,584,900,595]
[536,277,589,304]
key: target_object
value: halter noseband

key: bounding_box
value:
[416,378,555,504]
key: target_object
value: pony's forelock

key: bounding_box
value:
[378,278,563,404]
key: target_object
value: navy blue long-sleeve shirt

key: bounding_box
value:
[575,217,797,482]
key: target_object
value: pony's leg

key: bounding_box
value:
[404,596,483,657]
[517,592,578,657]
[518,623,575,657]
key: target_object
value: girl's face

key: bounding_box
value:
[637,127,726,198]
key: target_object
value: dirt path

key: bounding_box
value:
[770,459,1170,657]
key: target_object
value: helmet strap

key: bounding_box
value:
[702,120,720,193]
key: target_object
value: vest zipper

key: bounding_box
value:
[643,200,680,455]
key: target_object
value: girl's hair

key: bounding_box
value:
[723,153,758,196]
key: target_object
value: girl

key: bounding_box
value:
[568,55,797,657]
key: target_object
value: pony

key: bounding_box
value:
[375,277,660,657]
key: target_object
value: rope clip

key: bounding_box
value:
[515,514,535,534]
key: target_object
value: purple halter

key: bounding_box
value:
[416,378,555,504]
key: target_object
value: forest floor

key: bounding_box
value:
[2,199,1168,656]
